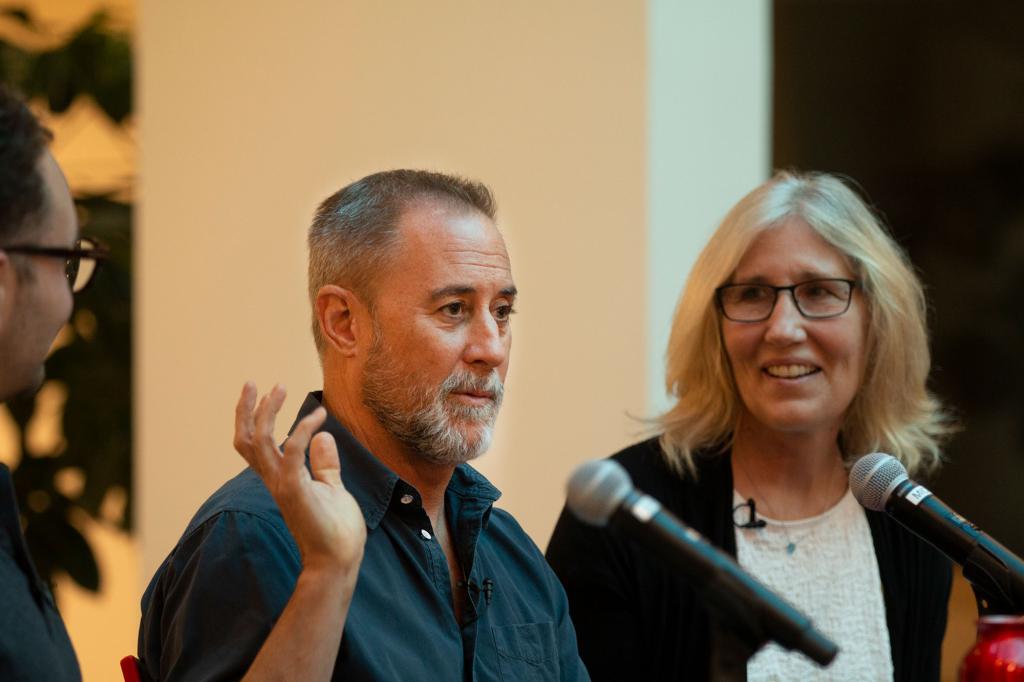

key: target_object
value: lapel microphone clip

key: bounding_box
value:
[734,498,767,529]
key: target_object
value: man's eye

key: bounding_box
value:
[441,302,465,316]
[494,304,516,321]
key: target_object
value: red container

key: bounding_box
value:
[961,615,1024,681]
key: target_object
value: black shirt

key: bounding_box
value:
[545,437,952,681]
[140,392,589,681]
[0,464,81,682]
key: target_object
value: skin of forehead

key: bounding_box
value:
[732,222,854,283]
[392,204,512,290]
[35,150,78,246]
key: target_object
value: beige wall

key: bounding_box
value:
[0,1,977,678]
[137,4,976,675]
[5,0,977,678]
[138,0,649,576]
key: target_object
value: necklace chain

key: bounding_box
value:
[733,453,845,555]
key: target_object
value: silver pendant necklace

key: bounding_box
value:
[734,454,843,556]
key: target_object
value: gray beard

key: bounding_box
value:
[361,338,504,466]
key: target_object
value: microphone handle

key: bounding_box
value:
[610,491,838,666]
[888,480,1024,613]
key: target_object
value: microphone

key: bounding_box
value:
[734,498,768,529]
[850,452,1024,614]
[458,578,495,605]
[567,460,839,666]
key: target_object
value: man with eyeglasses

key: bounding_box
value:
[0,86,387,682]
[0,85,103,681]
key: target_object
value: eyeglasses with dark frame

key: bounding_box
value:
[715,278,859,322]
[1,237,110,293]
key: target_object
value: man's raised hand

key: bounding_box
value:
[233,382,366,575]
[233,383,365,680]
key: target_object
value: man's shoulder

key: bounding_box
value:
[141,467,300,613]
[485,506,532,539]
[182,466,285,537]
[139,469,303,682]
[480,506,549,566]
[147,466,296,590]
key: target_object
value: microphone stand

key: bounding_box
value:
[706,499,772,680]
[710,619,763,682]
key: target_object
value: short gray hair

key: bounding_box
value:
[308,169,496,356]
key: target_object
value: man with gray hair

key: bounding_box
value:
[139,170,589,681]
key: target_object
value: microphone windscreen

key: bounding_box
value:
[849,452,909,511]
[566,460,633,527]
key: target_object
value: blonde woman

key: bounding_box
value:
[547,171,953,681]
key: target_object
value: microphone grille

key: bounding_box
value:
[849,452,908,511]
[566,459,634,527]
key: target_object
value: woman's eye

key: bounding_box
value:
[737,286,769,302]
[802,282,841,300]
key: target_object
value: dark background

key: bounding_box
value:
[775,1,1024,554]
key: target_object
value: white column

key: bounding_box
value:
[647,0,771,413]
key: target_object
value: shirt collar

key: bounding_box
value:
[289,392,501,529]
[448,460,501,504]
[289,392,398,530]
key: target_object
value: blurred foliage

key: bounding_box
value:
[1,7,132,594]
[0,7,131,121]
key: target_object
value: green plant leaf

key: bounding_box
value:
[24,510,101,592]
[1,9,134,600]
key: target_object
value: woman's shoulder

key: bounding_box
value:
[608,436,666,472]
[609,435,728,476]
[605,437,733,513]
[865,507,954,578]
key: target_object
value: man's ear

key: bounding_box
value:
[316,285,369,357]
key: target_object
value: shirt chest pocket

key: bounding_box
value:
[491,622,558,681]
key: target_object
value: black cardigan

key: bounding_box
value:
[545,437,952,681]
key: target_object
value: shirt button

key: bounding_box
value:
[400,494,414,505]
[420,529,432,540]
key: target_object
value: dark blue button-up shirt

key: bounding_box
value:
[0,464,81,682]
[140,392,588,681]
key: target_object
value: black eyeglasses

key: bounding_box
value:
[716,278,858,322]
[2,237,110,293]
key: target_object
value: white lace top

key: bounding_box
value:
[733,488,893,681]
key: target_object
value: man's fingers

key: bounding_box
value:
[233,381,259,462]
[309,431,343,487]
[236,387,343,503]
[283,406,328,472]
[253,383,287,446]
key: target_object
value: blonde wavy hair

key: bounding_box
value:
[658,171,952,477]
